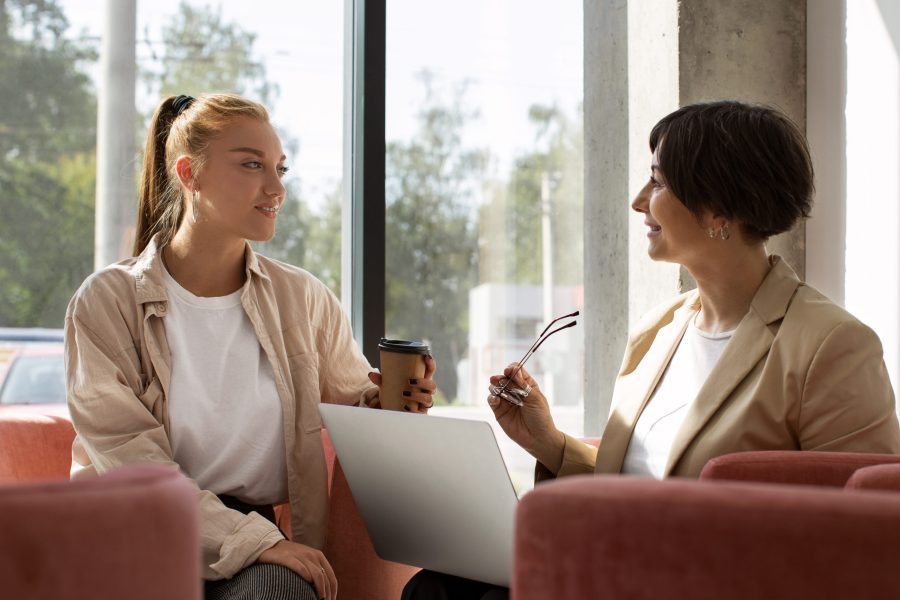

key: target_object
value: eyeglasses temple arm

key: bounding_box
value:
[497,320,578,395]
[536,310,580,339]
[506,312,578,386]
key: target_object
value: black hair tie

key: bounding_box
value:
[172,95,195,115]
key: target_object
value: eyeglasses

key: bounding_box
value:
[489,310,579,406]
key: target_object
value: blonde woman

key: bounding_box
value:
[66,94,436,600]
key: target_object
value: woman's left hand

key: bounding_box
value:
[368,355,437,413]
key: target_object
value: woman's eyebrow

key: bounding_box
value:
[228,146,287,161]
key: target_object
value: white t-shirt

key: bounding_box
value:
[622,318,735,479]
[162,265,287,505]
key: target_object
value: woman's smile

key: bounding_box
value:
[255,203,281,219]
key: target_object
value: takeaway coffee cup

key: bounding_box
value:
[378,338,430,411]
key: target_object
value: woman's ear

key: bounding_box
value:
[699,210,726,230]
[174,155,194,190]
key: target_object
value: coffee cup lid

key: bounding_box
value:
[378,338,430,355]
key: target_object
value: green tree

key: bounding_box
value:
[385,74,488,402]
[300,185,343,295]
[140,1,276,106]
[0,0,97,327]
[479,103,584,287]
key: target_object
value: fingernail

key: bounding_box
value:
[426,354,433,359]
[402,391,411,397]
[409,378,418,385]
[488,396,499,407]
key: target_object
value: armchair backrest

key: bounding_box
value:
[699,450,900,487]
[514,474,900,600]
[0,411,75,482]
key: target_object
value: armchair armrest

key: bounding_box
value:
[320,429,418,600]
[0,465,199,599]
[846,463,900,492]
[513,474,900,600]
[699,450,900,487]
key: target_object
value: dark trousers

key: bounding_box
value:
[205,563,317,600]
[402,569,510,600]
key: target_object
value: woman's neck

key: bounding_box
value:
[163,227,247,297]
[689,244,771,334]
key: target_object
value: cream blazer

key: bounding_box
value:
[556,256,900,479]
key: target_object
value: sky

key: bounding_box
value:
[57,0,582,207]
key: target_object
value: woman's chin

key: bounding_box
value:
[247,228,277,243]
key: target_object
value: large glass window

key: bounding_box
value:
[41,0,345,298]
[0,1,97,328]
[385,0,584,491]
[4,0,584,492]
[134,1,346,294]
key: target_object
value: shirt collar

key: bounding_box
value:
[130,233,269,305]
[748,255,802,325]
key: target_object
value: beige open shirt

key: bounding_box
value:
[65,235,378,580]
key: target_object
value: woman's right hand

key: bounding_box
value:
[487,363,566,474]
[258,539,337,600]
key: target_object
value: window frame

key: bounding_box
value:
[344,0,386,365]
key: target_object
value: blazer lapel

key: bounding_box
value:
[664,256,801,476]
[595,297,698,474]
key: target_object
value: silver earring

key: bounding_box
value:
[720,224,730,240]
[708,228,716,239]
[191,190,199,223]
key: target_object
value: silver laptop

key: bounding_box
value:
[318,403,518,587]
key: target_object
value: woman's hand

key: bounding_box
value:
[258,539,337,600]
[367,355,437,413]
[488,363,566,473]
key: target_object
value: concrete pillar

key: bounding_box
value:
[678,0,807,284]
[583,0,630,436]
[626,0,681,327]
[94,0,137,270]
[584,0,807,432]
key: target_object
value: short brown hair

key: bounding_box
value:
[649,101,813,241]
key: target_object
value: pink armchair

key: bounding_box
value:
[0,464,200,600]
[0,410,416,599]
[512,451,900,600]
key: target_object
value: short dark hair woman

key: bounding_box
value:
[404,100,900,599]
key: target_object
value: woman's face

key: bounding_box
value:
[631,145,713,265]
[191,116,287,243]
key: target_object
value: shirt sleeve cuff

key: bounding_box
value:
[556,433,599,478]
[208,512,285,580]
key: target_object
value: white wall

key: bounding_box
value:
[806,0,846,306]
[845,0,900,395]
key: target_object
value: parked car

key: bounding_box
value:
[0,327,65,344]
[0,328,67,416]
